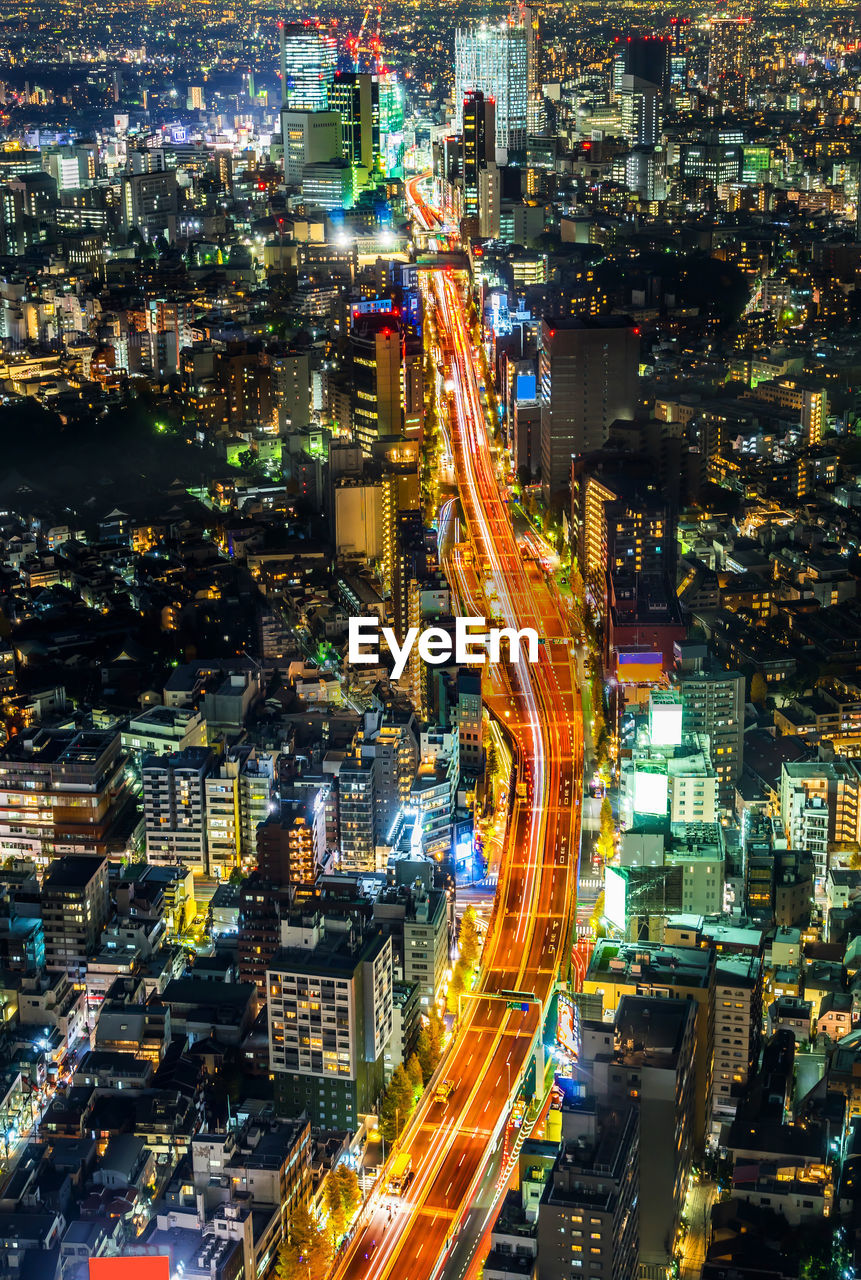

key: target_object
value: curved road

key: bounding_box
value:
[327,181,584,1280]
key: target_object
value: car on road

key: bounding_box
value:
[434,1079,455,1105]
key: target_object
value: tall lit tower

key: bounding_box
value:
[708,16,752,106]
[461,90,495,220]
[524,3,544,135]
[454,10,528,154]
[330,71,381,185]
[279,19,338,111]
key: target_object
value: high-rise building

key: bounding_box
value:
[358,709,420,839]
[538,317,640,505]
[350,312,400,452]
[272,351,312,435]
[41,855,110,976]
[280,109,341,185]
[455,669,483,778]
[205,760,241,880]
[524,3,544,135]
[612,34,671,101]
[582,939,714,1147]
[583,997,696,1277]
[257,800,326,888]
[708,16,752,106]
[618,74,661,147]
[337,755,377,871]
[372,879,450,1007]
[455,15,529,154]
[204,746,276,878]
[462,90,495,223]
[267,915,393,1128]
[349,311,422,454]
[410,728,459,868]
[668,16,691,89]
[378,71,405,177]
[279,20,337,111]
[0,729,136,866]
[121,170,178,241]
[779,759,861,883]
[142,747,213,871]
[672,645,745,806]
[537,1099,639,1280]
[329,71,381,185]
[711,953,763,1136]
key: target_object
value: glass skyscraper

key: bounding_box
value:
[454,14,529,154]
[279,20,338,111]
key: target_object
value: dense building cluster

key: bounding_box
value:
[2,0,861,1278]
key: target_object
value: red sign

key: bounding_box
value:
[91,1260,170,1280]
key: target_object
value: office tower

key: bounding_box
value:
[187,85,204,110]
[280,109,341,185]
[142,747,213,871]
[585,997,696,1277]
[524,3,544,135]
[612,34,671,100]
[673,646,745,806]
[337,755,377,871]
[331,439,420,589]
[537,1100,639,1280]
[708,16,752,105]
[267,916,393,1128]
[41,855,110,975]
[618,74,661,147]
[43,144,97,191]
[454,14,528,154]
[330,71,381,185]
[378,70,405,177]
[478,162,501,239]
[0,729,135,866]
[462,90,495,222]
[301,158,354,211]
[668,16,690,89]
[121,169,178,241]
[349,310,423,454]
[712,954,763,1136]
[279,20,337,110]
[538,317,640,506]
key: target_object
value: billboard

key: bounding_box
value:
[515,373,537,402]
[616,650,663,685]
[633,767,668,817]
[557,993,579,1057]
[605,865,627,931]
[649,691,683,746]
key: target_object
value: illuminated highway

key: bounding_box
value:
[328,175,583,1280]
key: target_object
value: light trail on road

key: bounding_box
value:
[326,183,584,1280]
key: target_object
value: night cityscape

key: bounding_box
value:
[0,1,859,1279]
